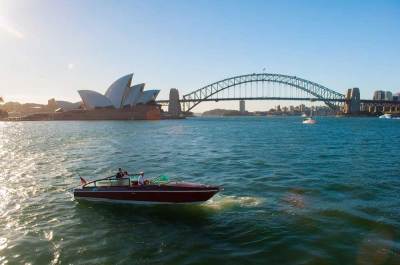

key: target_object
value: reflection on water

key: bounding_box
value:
[0,118,400,265]
[357,228,396,265]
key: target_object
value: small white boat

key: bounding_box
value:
[302,103,316,124]
[301,113,307,117]
[379,114,392,119]
[303,117,317,124]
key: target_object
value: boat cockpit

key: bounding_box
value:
[82,174,170,188]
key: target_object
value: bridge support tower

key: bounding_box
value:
[239,100,246,113]
[344,87,361,114]
[168,88,182,117]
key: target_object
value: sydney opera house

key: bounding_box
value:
[78,74,159,110]
[69,73,161,120]
[9,73,162,121]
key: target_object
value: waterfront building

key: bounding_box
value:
[78,73,159,110]
[78,90,114,109]
[373,90,384,101]
[384,91,393,101]
[121,83,145,107]
[48,98,81,112]
[104,74,133,108]
[393,92,400,101]
[239,100,245,113]
[11,74,162,121]
[373,90,386,101]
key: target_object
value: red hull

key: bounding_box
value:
[74,183,220,204]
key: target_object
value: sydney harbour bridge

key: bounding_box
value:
[157,73,400,114]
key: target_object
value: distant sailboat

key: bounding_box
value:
[303,116,316,124]
[303,101,317,124]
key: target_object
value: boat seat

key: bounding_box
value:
[131,180,139,186]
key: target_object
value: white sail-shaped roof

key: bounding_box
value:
[104,73,133,108]
[78,90,113,110]
[78,74,160,109]
[136,90,160,104]
[122,83,145,107]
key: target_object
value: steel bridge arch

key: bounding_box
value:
[182,73,345,112]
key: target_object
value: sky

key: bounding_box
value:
[0,0,399,111]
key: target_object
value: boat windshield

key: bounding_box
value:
[83,175,171,187]
[152,175,170,184]
[84,177,130,187]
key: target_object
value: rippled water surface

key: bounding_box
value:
[0,117,399,264]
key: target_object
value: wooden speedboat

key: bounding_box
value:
[73,174,221,204]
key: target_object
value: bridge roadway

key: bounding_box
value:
[157,98,399,104]
[156,97,344,106]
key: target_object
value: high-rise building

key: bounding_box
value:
[239,100,245,113]
[384,91,393,101]
[393,92,400,101]
[373,90,386,101]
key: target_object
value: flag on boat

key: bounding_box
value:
[80,177,87,185]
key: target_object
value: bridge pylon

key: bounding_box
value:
[343,88,361,114]
[168,88,182,117]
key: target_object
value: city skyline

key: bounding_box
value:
[1,0,399,111]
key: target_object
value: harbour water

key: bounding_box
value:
[0,117,399,264]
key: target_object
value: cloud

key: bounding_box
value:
[67,63,75,70]
[0,16,24,39]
